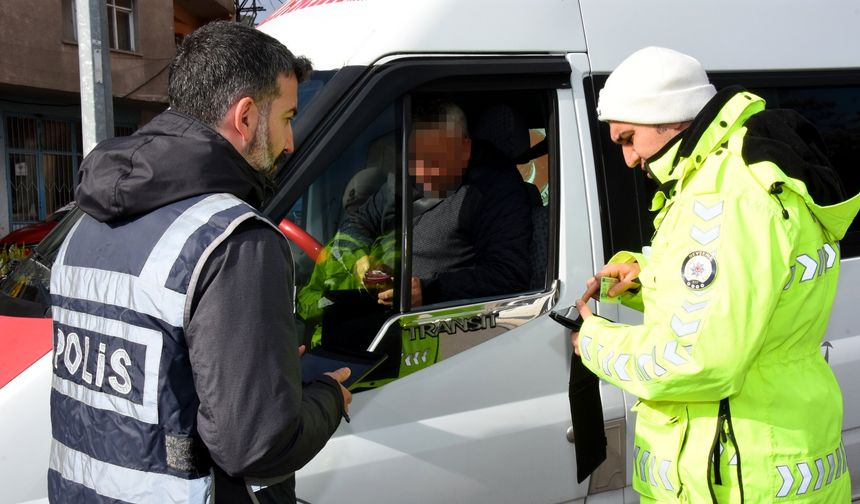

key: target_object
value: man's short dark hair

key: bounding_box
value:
[412,99,469,138]
[168,21,312,128]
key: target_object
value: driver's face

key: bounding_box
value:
[408,124,471,197]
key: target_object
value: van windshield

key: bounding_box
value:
[296,70,335,118]
[0,207,83,317]
[296,69,337,122]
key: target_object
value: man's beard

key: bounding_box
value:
[246,110,276,178]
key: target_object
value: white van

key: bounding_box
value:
[1,0,859,502]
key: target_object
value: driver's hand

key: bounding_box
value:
[378,277,422,307]
[354,255,371,283]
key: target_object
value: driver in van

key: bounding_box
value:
[338,99,533,307]
[572,46,859,503]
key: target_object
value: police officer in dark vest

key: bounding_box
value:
[48,21,351,503]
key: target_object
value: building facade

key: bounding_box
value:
[0,0,234,236]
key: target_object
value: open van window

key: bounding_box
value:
[279,73,562,388]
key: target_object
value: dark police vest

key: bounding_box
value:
[48,193,275,503]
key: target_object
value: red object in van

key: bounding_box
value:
[278,217,324,263]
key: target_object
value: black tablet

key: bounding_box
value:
[301,347,388,390]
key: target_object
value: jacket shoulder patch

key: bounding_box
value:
[681,251,716,290]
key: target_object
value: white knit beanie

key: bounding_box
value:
[597,46,716,124]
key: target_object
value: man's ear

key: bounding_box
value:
[461,136,472,164]
[218,96,258,153]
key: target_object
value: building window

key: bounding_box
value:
[108,0,136,52]
[63,0,137,52]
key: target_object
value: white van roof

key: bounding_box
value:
[259,0,860,73]
[257,0,586,70]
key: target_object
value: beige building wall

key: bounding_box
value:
[0,0,178,104]
[0,0,234,237]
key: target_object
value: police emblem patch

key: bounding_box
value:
[681,251,716,289]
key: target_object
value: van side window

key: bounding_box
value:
[286,105,399,355]
[588,73,860,260]
[405,93,551,310]
[282,87,557,388]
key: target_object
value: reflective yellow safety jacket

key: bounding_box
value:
[579,88,860,503]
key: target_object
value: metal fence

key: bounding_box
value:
[4,115,134,230]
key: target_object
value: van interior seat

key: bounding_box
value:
[342,132,395,215]
[472,103,548,291]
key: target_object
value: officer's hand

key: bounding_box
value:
[581,262,641,302]
[298,345,306,358]
[571,299,593,356]
[324,367,353,415]
[377,277,422,307]
[354,255,371,283]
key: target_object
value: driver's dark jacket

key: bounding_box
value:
[50,110,343,502]
[339,140,533,304]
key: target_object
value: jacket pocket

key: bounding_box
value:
[631,400,687,501]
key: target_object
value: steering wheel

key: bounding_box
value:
[277,218,324,263]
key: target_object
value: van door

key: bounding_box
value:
[264,55,616,503]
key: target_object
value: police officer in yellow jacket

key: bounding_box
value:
[573,47,860,502]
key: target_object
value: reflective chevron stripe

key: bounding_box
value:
[636,354,652,381]
[632,445,640,478]
[776,465,793,497]
[841,442,848,474]
[633,444,675,492]
[785,243,838,290]
[815,458,825,490]
[796,462,812,495]
[639,450,650,482]
[835,446,842,479]
[691,225,720,245]
[648,456,658,487]
[601,351,614,378]
[658,459,674,491]
[693,200,723,221]
[797,254,818,282]
[682,300,708,313]
[671,315,699,337]
[613,353,631,381]
[579,336,593,362]
[823,243,837,269]
[774,443,846,498]
[663,341,687,366]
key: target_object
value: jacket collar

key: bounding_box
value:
[645,87,766,210]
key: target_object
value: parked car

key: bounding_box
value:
[2,1,860,503]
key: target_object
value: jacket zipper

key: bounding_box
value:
[707,398,745,503]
